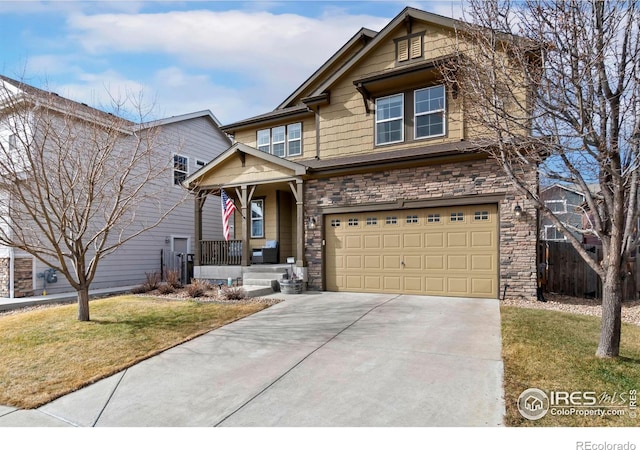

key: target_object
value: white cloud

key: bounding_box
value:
[64,9,390,118]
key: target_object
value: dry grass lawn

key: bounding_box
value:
[0,295,272,409]
[501,306,640,427]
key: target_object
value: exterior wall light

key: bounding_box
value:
[514,203,523,219]
[308,217,317,229]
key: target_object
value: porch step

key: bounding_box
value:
[243,285,276,298]
[242,265,288,295]
[243,265,290,274]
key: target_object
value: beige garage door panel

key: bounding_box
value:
[325,204,498,298]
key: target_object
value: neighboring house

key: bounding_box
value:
[539,183,605,246]
[185,7,539,300]
[0,75,230,298]
[539,184,586,242]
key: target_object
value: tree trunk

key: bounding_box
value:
[596,266,623,358]
[77,287,90,322]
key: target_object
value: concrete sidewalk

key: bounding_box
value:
[0,292,504,427]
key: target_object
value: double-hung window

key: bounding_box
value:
[415,85,445,139]
[256,123,302,157]
[251,199,265,238]
[287,123,302,156]
[173,154,188,186]
[257,129,270,153]
[375,93,404,145]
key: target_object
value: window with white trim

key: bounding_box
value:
[545,199,567,214]
[256,123,303,157]
[251,199,265,238]
[375,94,404,145]
[287,123,302,156]
[257,129,270,153]
[173,154,188,186]
[415,85,446,139]
[544,225,566,241]
[272,126,286,157]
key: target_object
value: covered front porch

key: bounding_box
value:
[185,143,310,285]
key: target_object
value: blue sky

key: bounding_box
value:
[0,1,464,124]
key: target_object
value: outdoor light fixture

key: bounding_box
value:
[308,217,317,229]
[514,203,523,219]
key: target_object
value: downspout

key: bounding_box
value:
[9,246,14,299]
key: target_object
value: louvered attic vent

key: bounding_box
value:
[395,32,425,63]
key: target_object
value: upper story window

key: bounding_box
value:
[173,154,188,186]
[415,85,446,139]
[395,32,424,63]
[375,94,404,145]
[545,199,567,214]
[257,123,302,157]
[375,85,446,146]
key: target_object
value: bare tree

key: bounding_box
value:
[445,0,640,357]
[0,77,181,321]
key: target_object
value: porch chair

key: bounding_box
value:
[252,240,279,264]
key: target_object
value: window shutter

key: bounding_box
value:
[397,39,409,62]
[410,36,422,59]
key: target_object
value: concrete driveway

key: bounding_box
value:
[0,292,504,427]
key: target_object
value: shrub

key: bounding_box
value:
[164,269,182,288]
[219,286,247,301]
[157,284,175,295]
[187,279,211,298]
[144,272,160,291]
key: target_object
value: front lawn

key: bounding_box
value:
[501,306,640,426]
[0,295,273,409]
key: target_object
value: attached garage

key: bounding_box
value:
[325,204,499,298]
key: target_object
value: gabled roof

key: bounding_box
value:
[183,141,308,189]
[0,74,134,134]
[1,76,230,142]
[540,183,602,197]
[220,104,312,133]
[277,27,378,110]
[221,7,467,132]
[143,109,223,128]
[141,109,231,145]
[306,7,464,100]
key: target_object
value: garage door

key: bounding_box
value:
[325,204,498,298]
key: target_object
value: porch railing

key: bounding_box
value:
[199,240,242,266]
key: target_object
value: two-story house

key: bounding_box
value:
[185,7,538,300]
[0,75,230,299]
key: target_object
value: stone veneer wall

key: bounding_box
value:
[304,156,538,301]
[14,257,34,297]
[0,257,34,298]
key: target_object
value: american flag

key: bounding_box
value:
[221,189,236,241]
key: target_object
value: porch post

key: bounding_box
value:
[194,190,206,265]
[240,185,249,266]
[239,185,255,266]
[289,180,305,267]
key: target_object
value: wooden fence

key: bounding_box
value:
[540,241,639,300]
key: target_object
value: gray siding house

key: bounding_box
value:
[539,184,586,242]
[0,76,230,298]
